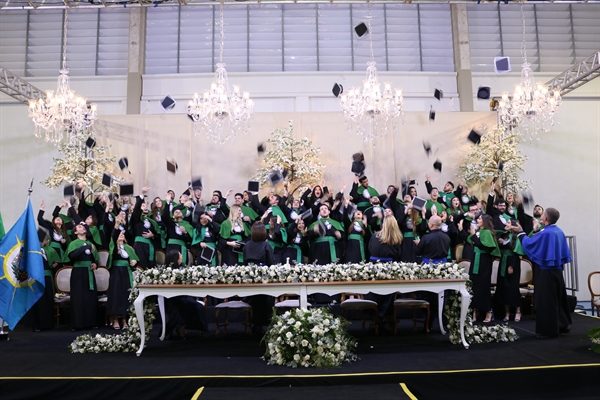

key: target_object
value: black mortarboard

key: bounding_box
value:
[412,196,427,211]
[119,183,134,196]
[352,152,365,162]
[494,56,511,74]
[335,192,343,201]
[477,86,491,100]
[282,168,289,179]
[172,204,185,212]
[63,184,75,198]
[268,170,284,186]
[191,176,203,190]
[354,22,368,38]
[160,94,176,111]
[423,141,432,157]
[200,246,216,263]
[248,181,260,193]
[102,173,113,187]
[118,157,129,171]
[429,106,436,121]
[193,203,205,216]
[434,89,443,100]
[166,158,178,174]
[332,83,343,98]
[257,142,266,153]
[346,202,358,219]
[433,160,442,172]
[323,186,330,196]
[85,136,96,149]
[37,227,49,244]
[498,161,504,172]
[520,191,534,206]
[351,161,365,176]
[299,208,313,221]
[467,129,482,145]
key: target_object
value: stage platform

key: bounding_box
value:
[1,311,599,400]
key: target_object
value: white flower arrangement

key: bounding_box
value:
[444,280,519,345]
[69,262,518,354]
[262,307,357,368]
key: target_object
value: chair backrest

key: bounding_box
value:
[589,271,600,296]
[55,266,72,293]
[458,260,470,275]
[94,267,110,293]
[520,258,533,285]
[155,250,165,265]
[491,259,500,285]
[98,250,109,268]
[455,244,464,262]
[341,293,365,301]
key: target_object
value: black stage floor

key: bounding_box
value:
[1,312,599,400]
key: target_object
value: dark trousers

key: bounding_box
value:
[535,269,572,336]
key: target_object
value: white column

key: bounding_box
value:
[127,8,146,115]
[451,4,474,112]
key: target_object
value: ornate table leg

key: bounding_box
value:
[134,291,147,356]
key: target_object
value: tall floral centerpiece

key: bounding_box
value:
[253,121,325,198]
[458,124,530,197]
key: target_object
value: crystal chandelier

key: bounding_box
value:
[497,1,561,141]
[339,3,404,142]
[187,0,254,144]
[28,9,97,145]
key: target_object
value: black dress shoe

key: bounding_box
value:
[536,334,559,339]
[559,326,571,334]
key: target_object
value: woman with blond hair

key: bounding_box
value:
[219,205,250,266]
[368,215,403,262]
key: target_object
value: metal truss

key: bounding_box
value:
[1,0,599,12]
[545,51,600,97]
[0,66,45,104]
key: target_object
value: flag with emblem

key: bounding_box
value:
[0,199,45,330]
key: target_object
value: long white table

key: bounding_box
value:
[133,279,471,356]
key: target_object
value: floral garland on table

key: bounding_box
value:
[69,281,156,353]
[588,327,600,353]
[69,262,517,353]
[262,307,358,368]
[444,280,519,345]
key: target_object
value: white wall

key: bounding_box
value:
[1,70,598,299]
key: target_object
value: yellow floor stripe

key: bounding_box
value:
[190,387,204,400]
[1,363,598,380]
[399,383,418,400]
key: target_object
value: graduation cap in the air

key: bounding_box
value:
[102,173,113,187]
[332,83,343,98]
[520,191,534,207]
[354,22,368,38]
[300,208,313,221]
[477,86,491,100]
[191,176,203,190]
[423,141,432,157]
[433,160,443,173]
[160,94,176,111]
[434,89,443,101]
[63,183,75,198]
[268,169,284,186]
[166,158,178,174]
[119,183,134,196]
[193,203,206,217]
[85,136,97,149]
[494,57,511,74]
[346,202,358,219]
[351,151,366,175]
[282,168,289,179]
[497,161,504,172]
[257,142,266,153]
[248,180,260,193]
[118,157,129,171]
[37,227,49,245]
[429,106,436,121]
[467,129,482,145]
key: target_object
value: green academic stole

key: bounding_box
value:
[315,236,338,262]
[73,261,95,290]
[112,259,134,286]
[134,236,154,261]
[288,243,303,264]
[241,205,258,221]
[468,229,500,274]
[357,186,379,208]
[88,226,103,248]
[50,241,64,259]
[347,233,365,261]
[228,234,244,264]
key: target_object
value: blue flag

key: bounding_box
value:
[0,199,45,330]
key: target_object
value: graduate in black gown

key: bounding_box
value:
[28,229,61,331]
[191,212,220,266]
[219,205,251,266]
[162,193,193,265]
[467,214,500,323]
[107,226,139,330]
[37,201,69,263]
[284,218,309,264]
[130,187,160,269]
[66,222,100,330]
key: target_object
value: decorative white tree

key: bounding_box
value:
[42,130,122,196]
[458,124,530,196]
[253,121,325,198]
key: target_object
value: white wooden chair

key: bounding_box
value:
[54,266,72,325]
[588,271,600,317]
